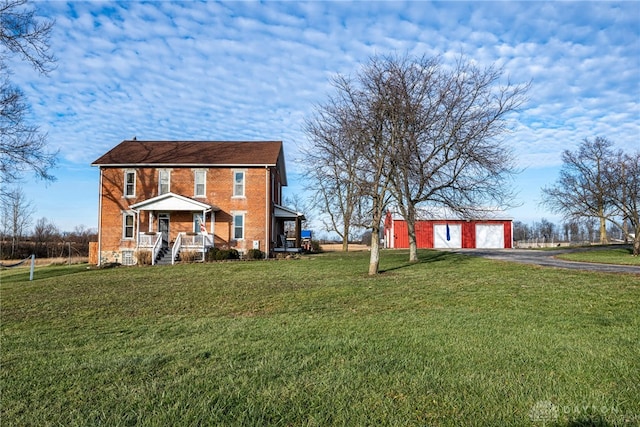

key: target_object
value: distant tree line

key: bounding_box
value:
[0,187,96,259]
[513,218,628,246]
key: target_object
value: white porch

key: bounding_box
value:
[130,192,218,265]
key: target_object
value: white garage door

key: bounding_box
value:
[475,224,504,248]
[433,224,462,248]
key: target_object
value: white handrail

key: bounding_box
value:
[171,232,183,265]
[151,233,162,265]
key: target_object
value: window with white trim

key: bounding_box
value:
[233,170,245,197]
[123,212,135,239]
[233,213,244,240]
[194,169,206,197]
[124,170,136,198]
[158,169,170,195]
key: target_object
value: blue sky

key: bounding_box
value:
[10,1,640,232]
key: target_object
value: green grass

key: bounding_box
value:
[556,246,640,266]
[2,251,639,426]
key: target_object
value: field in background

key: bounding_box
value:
[2,250,639,426]
[0,256,88,267]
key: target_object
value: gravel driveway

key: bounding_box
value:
[454,247,640,275]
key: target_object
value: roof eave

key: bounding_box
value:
[93,163,278,168]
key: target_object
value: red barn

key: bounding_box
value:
[384,207,513,249]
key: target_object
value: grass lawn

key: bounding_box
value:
[1,251,639,426]
[556,246,640,266]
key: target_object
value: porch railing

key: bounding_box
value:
[140,232,213,265]
[151,233,162,266]
[171,232,183,265]
[181,233,204,248]
[138,232,159,248]
[173,233,212,262]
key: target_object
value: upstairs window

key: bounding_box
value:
[124,171,136,198]
[233,171,245,197]
[194,170,206,197]
[158,169,170,195]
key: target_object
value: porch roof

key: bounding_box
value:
[274,204,305,220]
[130,192,220,212]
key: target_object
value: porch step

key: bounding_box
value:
[155,247,179,265]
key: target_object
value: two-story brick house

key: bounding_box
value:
[91,140,304,265]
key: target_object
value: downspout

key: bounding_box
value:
[97,168,103,266]
[202,208,205,261]
[265,166,270,258]
[133,208,140,251]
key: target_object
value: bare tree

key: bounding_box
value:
[69,224,97,246]
[568,221,581,243]
[537,218,556,243]
[0,186,34,257]
[604,151,640,255]
[1,0,57,190]
[305,54,527,272]
[343,57,404,274]
[32,216,59,257]
[303,103,366,251]
[306,56,404,274]
[384,54,528,261]
[541,137,618,245]
[512,221,529,242]
[283,193,312,233]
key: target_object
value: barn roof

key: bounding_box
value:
[388,206,512,221]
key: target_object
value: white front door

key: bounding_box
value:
[433,224,462,248]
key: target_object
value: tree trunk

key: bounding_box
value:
[599,215,608,244]
[634,224,640,256]
[342,223,349,252]
[406,203,418,262]
[368,189,388,275]
[369,223,380,275]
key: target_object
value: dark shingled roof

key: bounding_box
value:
[92,140,284,166]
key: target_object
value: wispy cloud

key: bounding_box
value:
[9,1,639,228]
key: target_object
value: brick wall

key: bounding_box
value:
[98,166,275,263]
